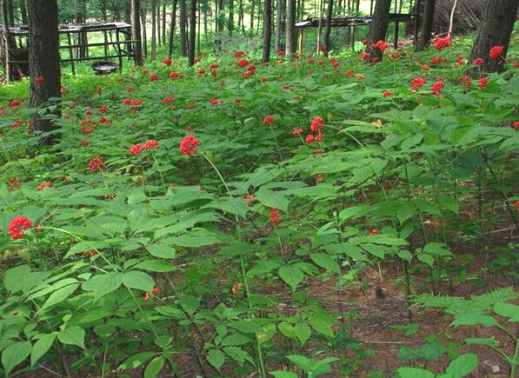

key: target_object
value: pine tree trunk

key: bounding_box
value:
[238,0,244,33]
[262,0,272,62]
[141,0,148,57]
[168,0,178,57]
[189,0,197,65]
[157,0,162,46]
[203,0,208,44]
[1,0,15,80]
[228,0,234,35]
[369,0,391,61]
[162,0,167,44]
[19,0,28,24]
[418,0,436,50]
[132,0,143,64]
[469,0,519,74]
[151,0,157,58]
[215,0,223,51]
[250,0,255,34]
[285,0,295,57]
[323,0,333,55]
[27,0,61,145]
[275,0,286,54]
[179,0,187,56]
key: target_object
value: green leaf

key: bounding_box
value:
[207,349,225,370]
[134,260,176,272]
[417,254,435,268]
[397,250,413,264]
[179,296,200,315]
[269,371,298,378]
[155,306,187,320]
[31,334,55,366]
[38,284,79,314]
[465,338,496,347]
[278,266,304,291]
[438,195,459,214]
[278,322,295,339]
[122,271,155,292]
[223,346,252,365]
[309,253,340,274]
[144,356,164,378]
[308,319,334,338]
[118,352,157,370]
[1,341,31,376]
[493,302,519,322]
[397,206,415,224]
[221,333,250,346]
[82,272,123,300]
[445,353,478,378]
[293,323,311,346]
[338,206,365,222]
[397,367,435,378]
[256,187,289,212]
[146,244,176,259]
[451,312,498,328]
[57,326,85,349]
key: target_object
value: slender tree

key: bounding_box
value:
[250,0,255,34]
[418,0,436,50]
[132,0,143,65]
[275,0,283,54]
[262,0,272,62]
[162,0,167,44]
[228,0,234,35]
[141,0,148,57]
[188,0,197,65]
[469,0,519,74]
[179,0,187,56]
[27,0,61,145]
[19,0,28,24]
[369,0,392,61]
[168,0,178,57]
[285,0,295,58]
[323,0,333,55]
[151,0,157,58]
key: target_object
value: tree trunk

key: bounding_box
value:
[323,0,333,55]
[469,0,519,74]
[162,0,167,44]
[188,0,196,65]
[1,0,15,80]
[418,0,436,50]
[203,0,208,44]
[141,0,148,57]
[238,0,244,33]
[157,0,162,47]
[132,0,143,65]
[168,0,178,57]
[275,0,286,54]
[285,0,295,57]
[19,0,28,24]
[262,0,272,62]
[215,0,223,51]
[179,0,187,55]
[7,0,13,25]
[228,0,234,35]
[369,0,392,61]
[27,0,61,145]
[151,0,157,58]
[250,0,254,34]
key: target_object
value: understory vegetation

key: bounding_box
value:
[1,34,518,377]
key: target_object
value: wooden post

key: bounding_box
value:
[4,35,10,83]
[394,22,399,48]
[350,24,355,50]
[115,29,123,70]
[297,27,303,57]
[66,31,76,75]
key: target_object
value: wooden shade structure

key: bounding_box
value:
[3,21,138,80]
